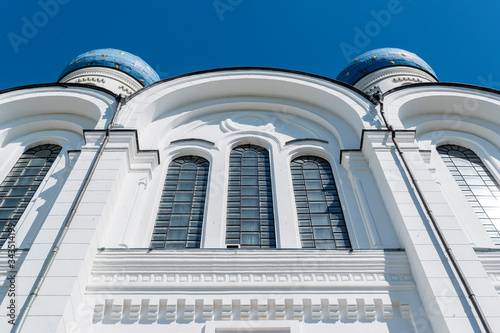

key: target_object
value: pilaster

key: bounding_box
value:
[21,130,158,332]
[363,130,500,332]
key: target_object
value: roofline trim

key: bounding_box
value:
[123,67,373,104]
[384,81,500,97]
[0,82,118,98]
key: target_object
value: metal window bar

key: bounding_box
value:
[291,156,351,249]
[226,144,276,248]
[438,144,500,245]
[150,156,209,249]
[0,144,62,246]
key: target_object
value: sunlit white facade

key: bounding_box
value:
[1,48,500,332]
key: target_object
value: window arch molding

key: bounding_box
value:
[425,132,500,247]
[164,147,214,166]
[224,133,279,154]
[286,146,337,165]
[223,135,281,181]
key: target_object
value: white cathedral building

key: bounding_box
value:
[0,47,500,332]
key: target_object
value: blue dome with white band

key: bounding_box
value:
[58,48,160,86]
[336,48,437,85]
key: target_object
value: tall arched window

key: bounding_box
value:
[438,144,500,245]
[226,144,276,248]
[290,156,351,249]
[0,144,62,247]
[150,156,209,249]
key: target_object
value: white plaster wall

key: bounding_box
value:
[4,70,500,332]
[104,106,393,250]
[0,86,115,331]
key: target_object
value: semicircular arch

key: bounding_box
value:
[118,70,378,146]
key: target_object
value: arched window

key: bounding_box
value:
[150,156,209,248]
[437,144,500,245]
[226,144,276,248]
[290,156,351,249]
[0,144,62,246]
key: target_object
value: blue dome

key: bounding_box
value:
[336,48,437,85]
[58,48,160,86]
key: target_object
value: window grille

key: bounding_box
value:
[150,156,209,248]
[0,144,61,246]
[226,144,276,248]
[290,156,350,249]
[438,144,500,245]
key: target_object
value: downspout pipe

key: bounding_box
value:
[371,92,492,333]
[13,94,125,333]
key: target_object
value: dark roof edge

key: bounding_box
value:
[384,81,500,97]
[124,67,372,103]
[0,82,117,98]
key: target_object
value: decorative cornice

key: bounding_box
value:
[355,67,436,93]
[61,68,143,93]
[82,130,159,178]
[88,249,414,293]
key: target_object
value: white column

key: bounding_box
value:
[271,147,301,248]
[202,147,228,248]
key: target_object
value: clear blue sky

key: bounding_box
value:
[1,0,500,90]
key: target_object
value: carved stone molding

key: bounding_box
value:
[476,250,500,293]
[392,77,423,83]
[91,297,411,324]
[117,85,133,95]
[90,271,414,287]
[356,67,435,92]
[75,76,106,84]
[220,114,276,133]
